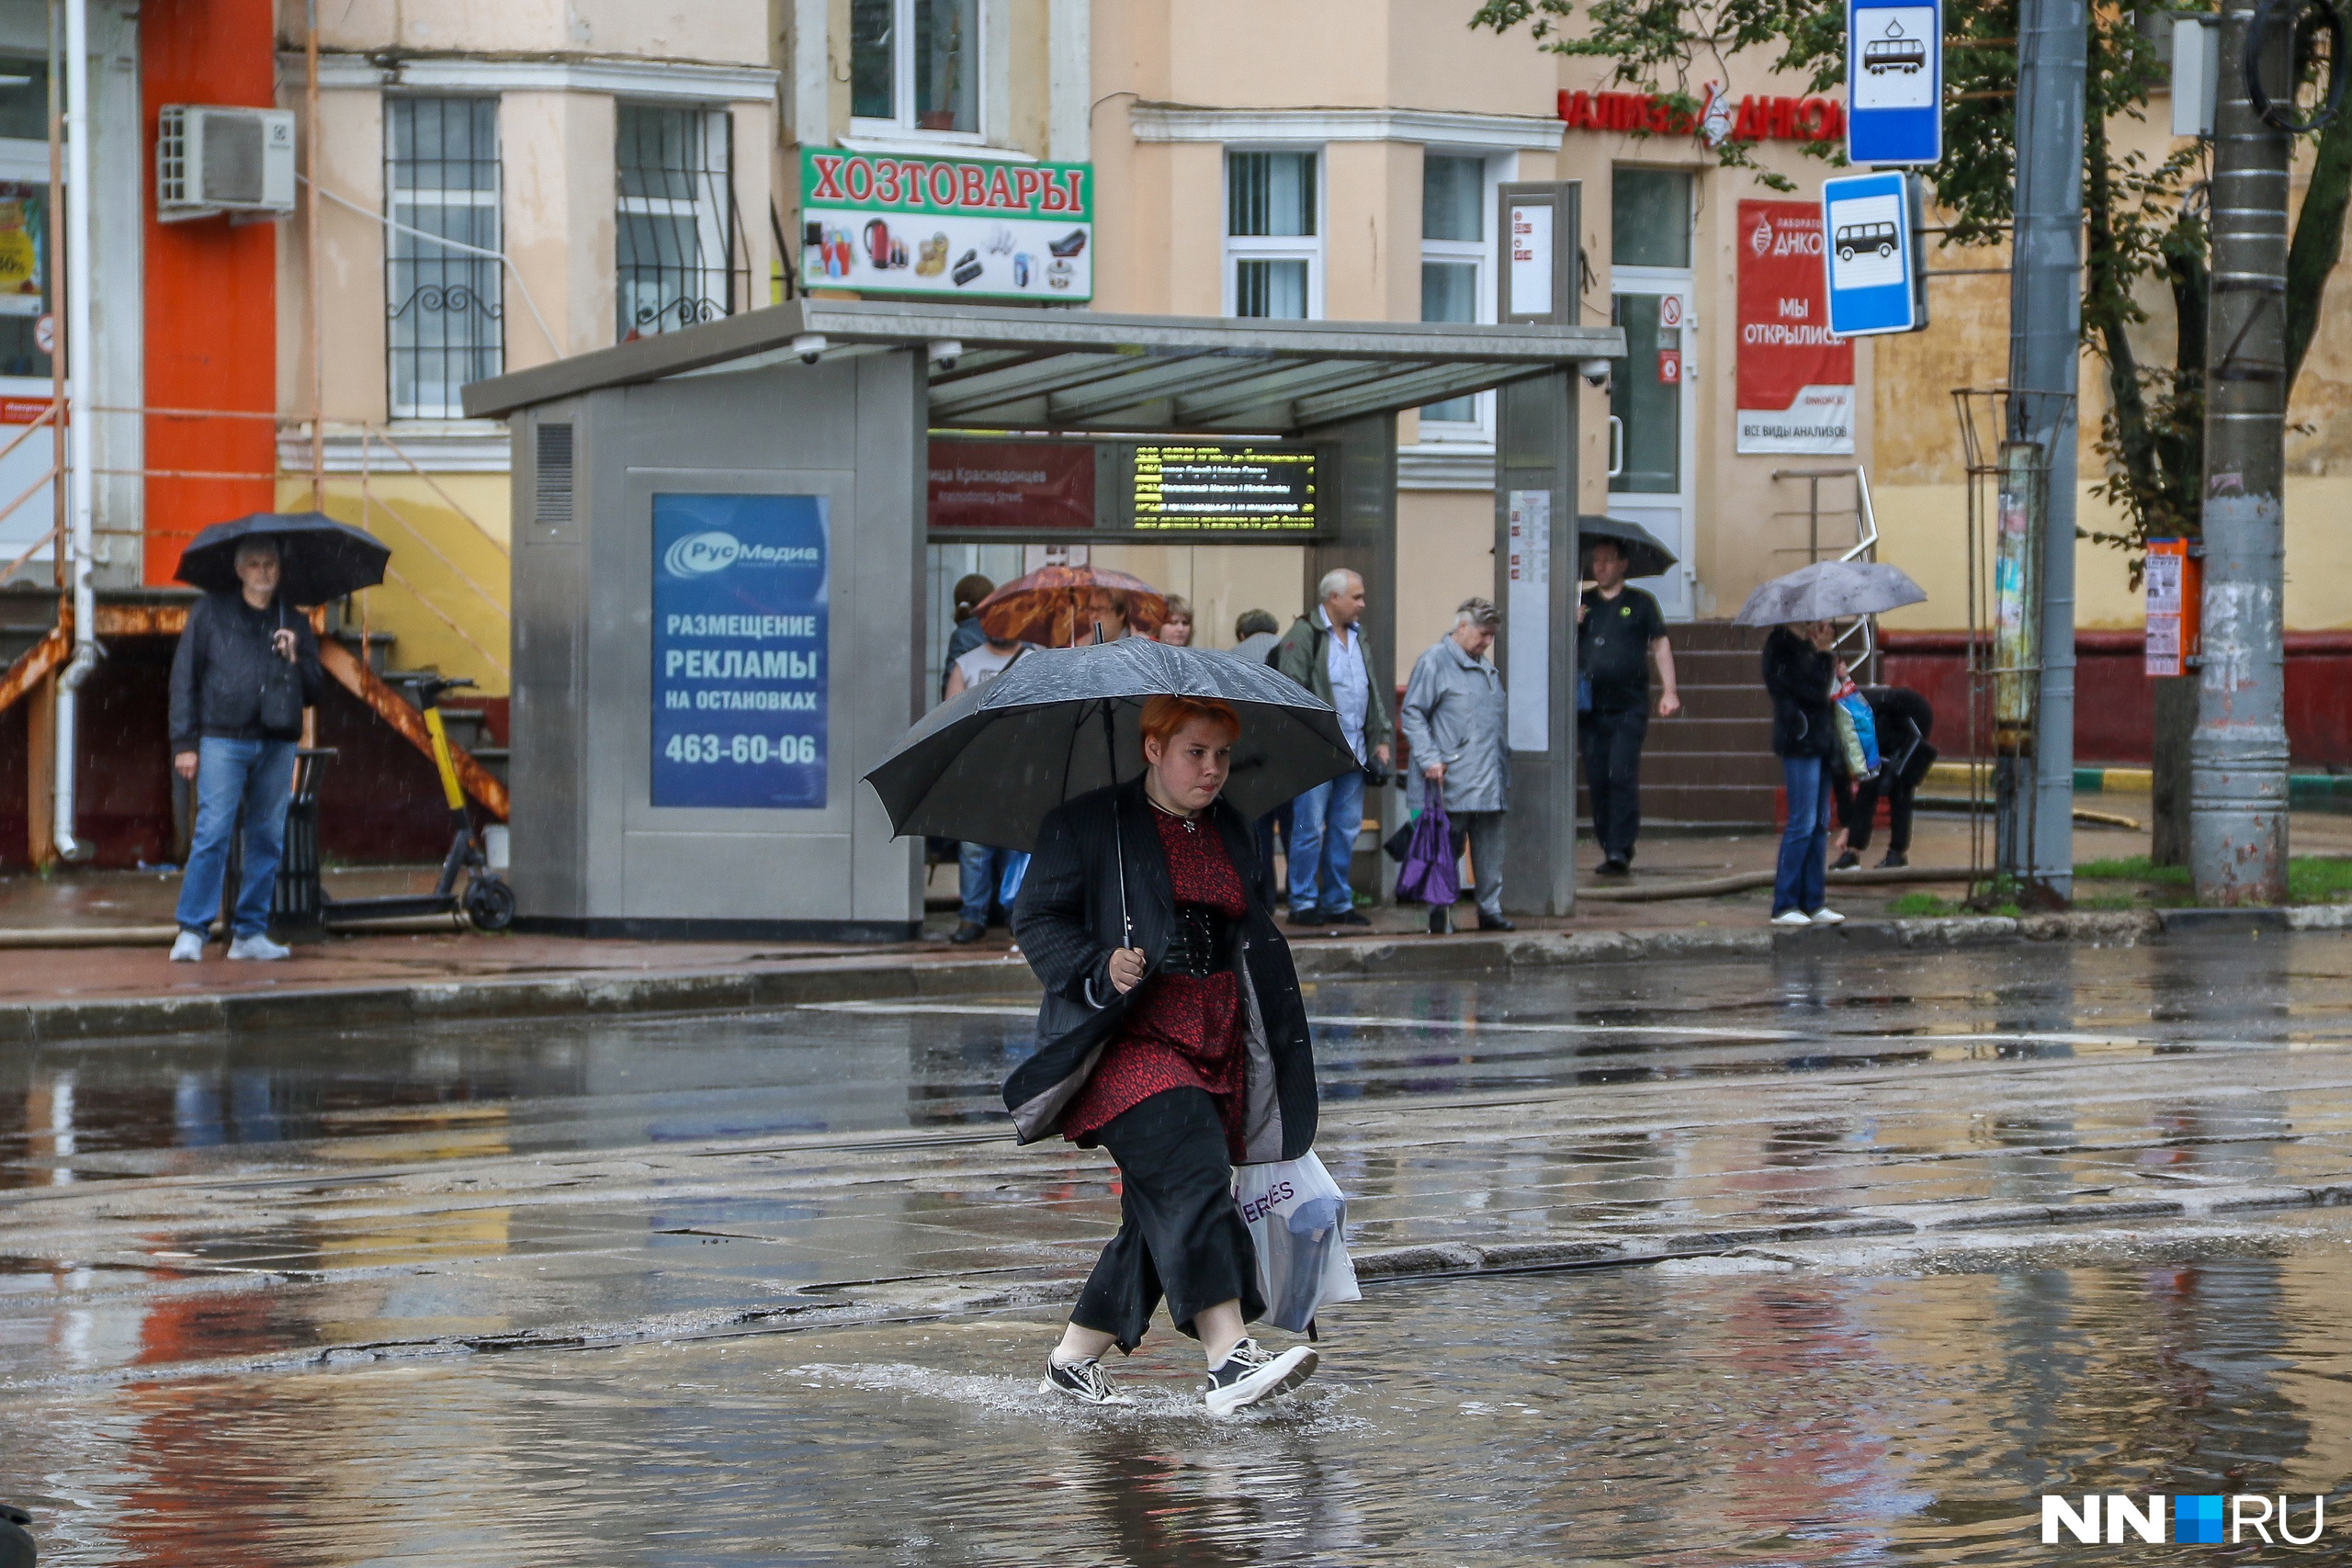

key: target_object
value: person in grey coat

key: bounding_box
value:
[1398,596,1512,933]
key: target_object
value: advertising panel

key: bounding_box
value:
[928,439,1095,531]
[650,493,830,810]
[800,150,1092,302]
[1506,489,1551,753]
[1736,199,1855,455]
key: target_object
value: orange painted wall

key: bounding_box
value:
[139,0,277,585]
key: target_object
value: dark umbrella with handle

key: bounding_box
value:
[1577,514,1679,581]
[864,637,1362,935]
[173,511,390,604]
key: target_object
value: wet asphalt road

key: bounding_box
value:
[6,932,2352,1563]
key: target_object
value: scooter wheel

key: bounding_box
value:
[464,876,516,932]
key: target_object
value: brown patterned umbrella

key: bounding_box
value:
[973,564,1167,646]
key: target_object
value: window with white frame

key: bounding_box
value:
[616,104,739,343]
[386,98,503,420]
[1225,151,1319,319]
[1419,152,1488,433]
[851,0,980,135]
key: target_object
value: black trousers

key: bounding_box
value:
[1580,705,1649,860]
[1842,739,1937,854]
[1071,1088,1263,1353]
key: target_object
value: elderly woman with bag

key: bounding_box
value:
[1008,693,1324,1415]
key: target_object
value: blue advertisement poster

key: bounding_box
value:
[650,493,829,809]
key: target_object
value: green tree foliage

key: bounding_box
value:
[1472,0,2348,581]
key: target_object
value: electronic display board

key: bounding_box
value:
[1130,444,1318,532]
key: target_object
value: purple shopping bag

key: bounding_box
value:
[1393,798,1460,908]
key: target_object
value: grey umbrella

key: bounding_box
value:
[1578,514,1679,580]
[863,637,1359,855]
[1733,558,1928,625]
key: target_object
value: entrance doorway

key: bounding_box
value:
[1607,276,1695,619]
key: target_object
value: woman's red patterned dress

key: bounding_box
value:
[1060,807,1250,1159]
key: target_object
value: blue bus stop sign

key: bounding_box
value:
[1821,172,1918,337]
[1847,0,1941,165]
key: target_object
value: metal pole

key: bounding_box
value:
[306,0,324,509]
[2190,0,2291,903]
[2007,0,2087,901]
[51,0,93,863]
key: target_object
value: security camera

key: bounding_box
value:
[928,338,964,371]
[1579,358,1612,388]
[791,333,827,366]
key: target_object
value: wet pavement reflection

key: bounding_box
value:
[5,1213,2350,1564]
[6,936,2350,1188]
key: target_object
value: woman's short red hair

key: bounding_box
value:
[1139,694,1240,750]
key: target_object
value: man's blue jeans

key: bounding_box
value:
[958,840,1014,926]
[1773,753,1833,916]
[1287,766,1366,916]
[175,737,298,938]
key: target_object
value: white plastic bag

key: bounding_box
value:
[1233,1151,1362,1334]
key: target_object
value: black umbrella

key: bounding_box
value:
[174,511,390,606]
[864,637,1359,855]
[1578,514,1678,580]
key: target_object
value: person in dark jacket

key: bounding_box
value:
[1009,694,1323,1416]
[1832,685,1937,869]
[167,538,323,962]
[1761,619,1845,926]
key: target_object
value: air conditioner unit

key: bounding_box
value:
[156,105,297,220]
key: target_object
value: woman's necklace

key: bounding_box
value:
[1145,793,1200,833]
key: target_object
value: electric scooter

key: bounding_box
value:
[318,674,515,931]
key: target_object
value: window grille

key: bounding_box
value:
[386,98,503,420]
[616,105,742,342]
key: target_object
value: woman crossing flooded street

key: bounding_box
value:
[1009,694,1326,1415]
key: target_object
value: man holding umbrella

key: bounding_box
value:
[167,513,385,962]
[1577,525,1680,877]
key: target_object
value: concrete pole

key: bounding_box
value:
[2190,0,2291,903]
[2007,0,2087,901]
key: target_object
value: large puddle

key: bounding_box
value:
[11,936,2352,1185]
[6,1216,2350,1564]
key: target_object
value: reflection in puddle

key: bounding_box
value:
[6,1220,2352,1565]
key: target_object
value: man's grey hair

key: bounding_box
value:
[1454,596,1500,630]
[233,538,280,562]
[1317,567,1360,603]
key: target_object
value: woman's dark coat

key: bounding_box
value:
[1760,626,1838,760]
[1007,776,1317,1163]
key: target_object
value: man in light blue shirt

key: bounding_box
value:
[1271,569,1393,927]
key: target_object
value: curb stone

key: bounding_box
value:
[3,903,2340,1044]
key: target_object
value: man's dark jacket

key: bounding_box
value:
[168,590,324,750]
[1760,626,1838,760]
[1007,776,1317,1162]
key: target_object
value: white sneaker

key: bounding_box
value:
[1042,1356,1133,1406]
[1204,1338,1317,1416]
[169,930,205,963]
[226,933,292,961]
[1808,908,1847,926]
[1770,909,1814,928]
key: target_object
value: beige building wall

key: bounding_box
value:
[276,4,779,696]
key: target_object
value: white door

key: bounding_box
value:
[1605,272,1696,619]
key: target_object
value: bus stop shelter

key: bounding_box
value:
[465,292,1621,940]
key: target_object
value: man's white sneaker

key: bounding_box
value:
[1042,1355,1133,1406]
[1204,1338,1317,1416]
[1770,909,1814,928]
[168,930,205,963]
[1808,908,1848,926]
[226,933,292,961]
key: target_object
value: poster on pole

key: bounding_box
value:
[1506,489,1551,753]
[651,493,831,810]
[1736,200,1855,454]
[1821,171,1920,337]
